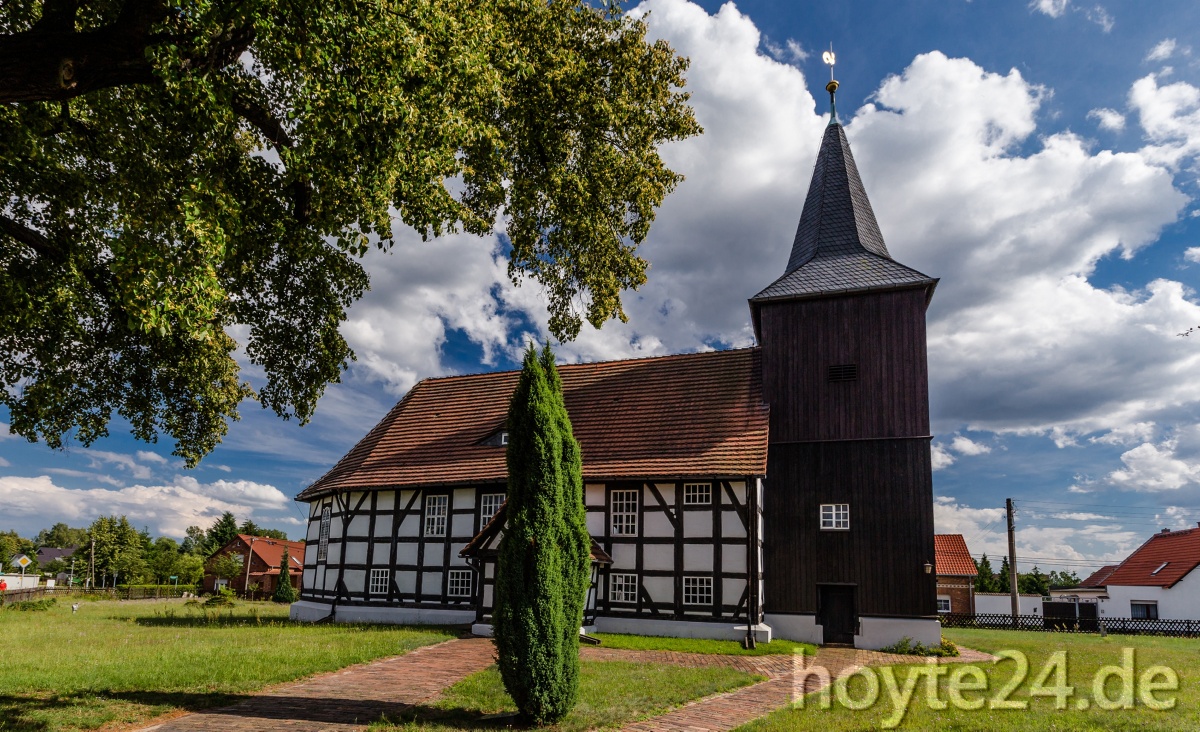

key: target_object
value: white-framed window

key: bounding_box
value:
[425,494,448,537]
[369,568,389,595]
[820,503,850,530]
[609,573,639,603]
[481,493,506,529]
[1131,601,1158,620]
[683,576,713,605]
[611,489,639,536]
[683,483,712,505]
[500,432,509,445]
[448,569,473,597]
[937,596,952,613]
[317,504,331,562]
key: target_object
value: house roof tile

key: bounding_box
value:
[934,534,978,576]
[235,535,305,570]
[297,349,769,501]
[1079,564,1119,588]
[1102,528,1200,588]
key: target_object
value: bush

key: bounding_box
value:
[204,587,236,607]
[272,548,299,604]
[5,598,57,611]
[879,636,960,657]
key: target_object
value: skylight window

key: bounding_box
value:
[1151,561,1169,575]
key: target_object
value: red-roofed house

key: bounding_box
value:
[204,534,305,598]
[1087,526,1200,620]
[290,86,943,650]
[934,534,977,614]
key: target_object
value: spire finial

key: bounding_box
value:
[821,44,839,125]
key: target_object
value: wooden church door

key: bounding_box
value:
[819,585,857,645]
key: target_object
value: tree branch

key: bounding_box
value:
[230,95,294,149]
[0,213,63,261]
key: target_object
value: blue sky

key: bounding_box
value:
[4,0,1200,578]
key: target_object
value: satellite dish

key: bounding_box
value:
[822,50,836,66]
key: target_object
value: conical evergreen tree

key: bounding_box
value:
[998,555,1013,593]
[273,548,298,603]
[494,344,588,724]
[975,554,996,593]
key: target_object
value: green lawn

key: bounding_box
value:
[371,660,761,731]
[738,629,1200,731]
[593,632,814,656]
[0,599,454,732]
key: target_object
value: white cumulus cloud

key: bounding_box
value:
[1030,0,1071,18]
[1109,441,1200,491]
[1146,39,1178,63]
[951,436,992,456]
[1088,107,1126,131]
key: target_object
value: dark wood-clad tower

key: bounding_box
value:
[750,90,939,645]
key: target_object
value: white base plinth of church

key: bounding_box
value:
[289,600,474,626]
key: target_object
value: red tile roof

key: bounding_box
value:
[238,535,305,570]
[934,534,978,577]
[1102,528,1200,588]
[1079,564,1119,588]
[298,349,769,500]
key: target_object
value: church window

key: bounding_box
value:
[481,493,505,529]
[317,505,331,562]
[425,495,448,537]
[609,573,639,603]
[683,483,712,505]
[683,576,713,605]
[828,364,858,382]
[611,490,639,536]
[820,503,850,530]
[448,570,473,597]
[369,568,389,595]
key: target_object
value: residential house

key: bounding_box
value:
[934,534,977,614]
[291,79,942,649]
[204,534,305,597]
[1079,526,1200,621]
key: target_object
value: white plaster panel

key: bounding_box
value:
[395,569,416,594]
[653,483,676,505]
[684,544,713,572]
[726,481,746,501]
[643,545,674,572]
[422,572,443,594]
[722,512,747,539]
[722,550,747,574]
[302,569,315,588]
[323,568,339,588]
[374,515,393,536]
[452,514,474,538]
[342,569,365,594]
[644,512,674,538]
[450,544,468,561]
[485,564,495,579]
[585,484,606,507]
[586,513,604,536]
[342,541,368,565]
[856,616,941,650]
[643,576,673,604]
[395,542,418,566]
[396,511,420,537]
[610,543,636,570]
[454,488,475,508]
[348,514,371,537]
[683,513,713,539]
[328,518,344,539]
[764,613,821,644]
[375,491,395,512]
[723,578,745,604]
[423,544,446,566]
[484,586,493,606]
[306,519,320,542]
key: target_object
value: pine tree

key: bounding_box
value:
[273,548,298,603]
[494,344,588,724]
[998,555,1012,593]
[975,554,996,593]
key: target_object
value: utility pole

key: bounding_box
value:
[89,539,95,590]
[1007,498,1019,625]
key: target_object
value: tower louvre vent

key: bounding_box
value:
[828,364,858,382]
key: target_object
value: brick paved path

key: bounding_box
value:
[140,637,496,731]
[139,638,995,732]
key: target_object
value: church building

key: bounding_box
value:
[290,79,941,649]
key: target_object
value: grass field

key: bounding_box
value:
[0,598,453,732]
[370,660,760,731]
[738,629,1200,731]
[592,633,816,656]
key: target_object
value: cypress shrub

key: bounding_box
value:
[272,548,298,604]
[494,344,589,724]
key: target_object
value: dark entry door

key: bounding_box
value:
[819,585,857,645]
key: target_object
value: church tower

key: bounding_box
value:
[750,74,940,649]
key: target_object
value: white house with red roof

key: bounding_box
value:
[1088,526,1200,621]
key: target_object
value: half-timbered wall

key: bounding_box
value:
[300,485,505,608]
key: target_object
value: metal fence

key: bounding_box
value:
[0,585,199,605]
[940,612,1200,638]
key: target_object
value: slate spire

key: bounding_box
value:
[750,81,936,306]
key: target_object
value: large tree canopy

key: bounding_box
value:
[0,0,699,465]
